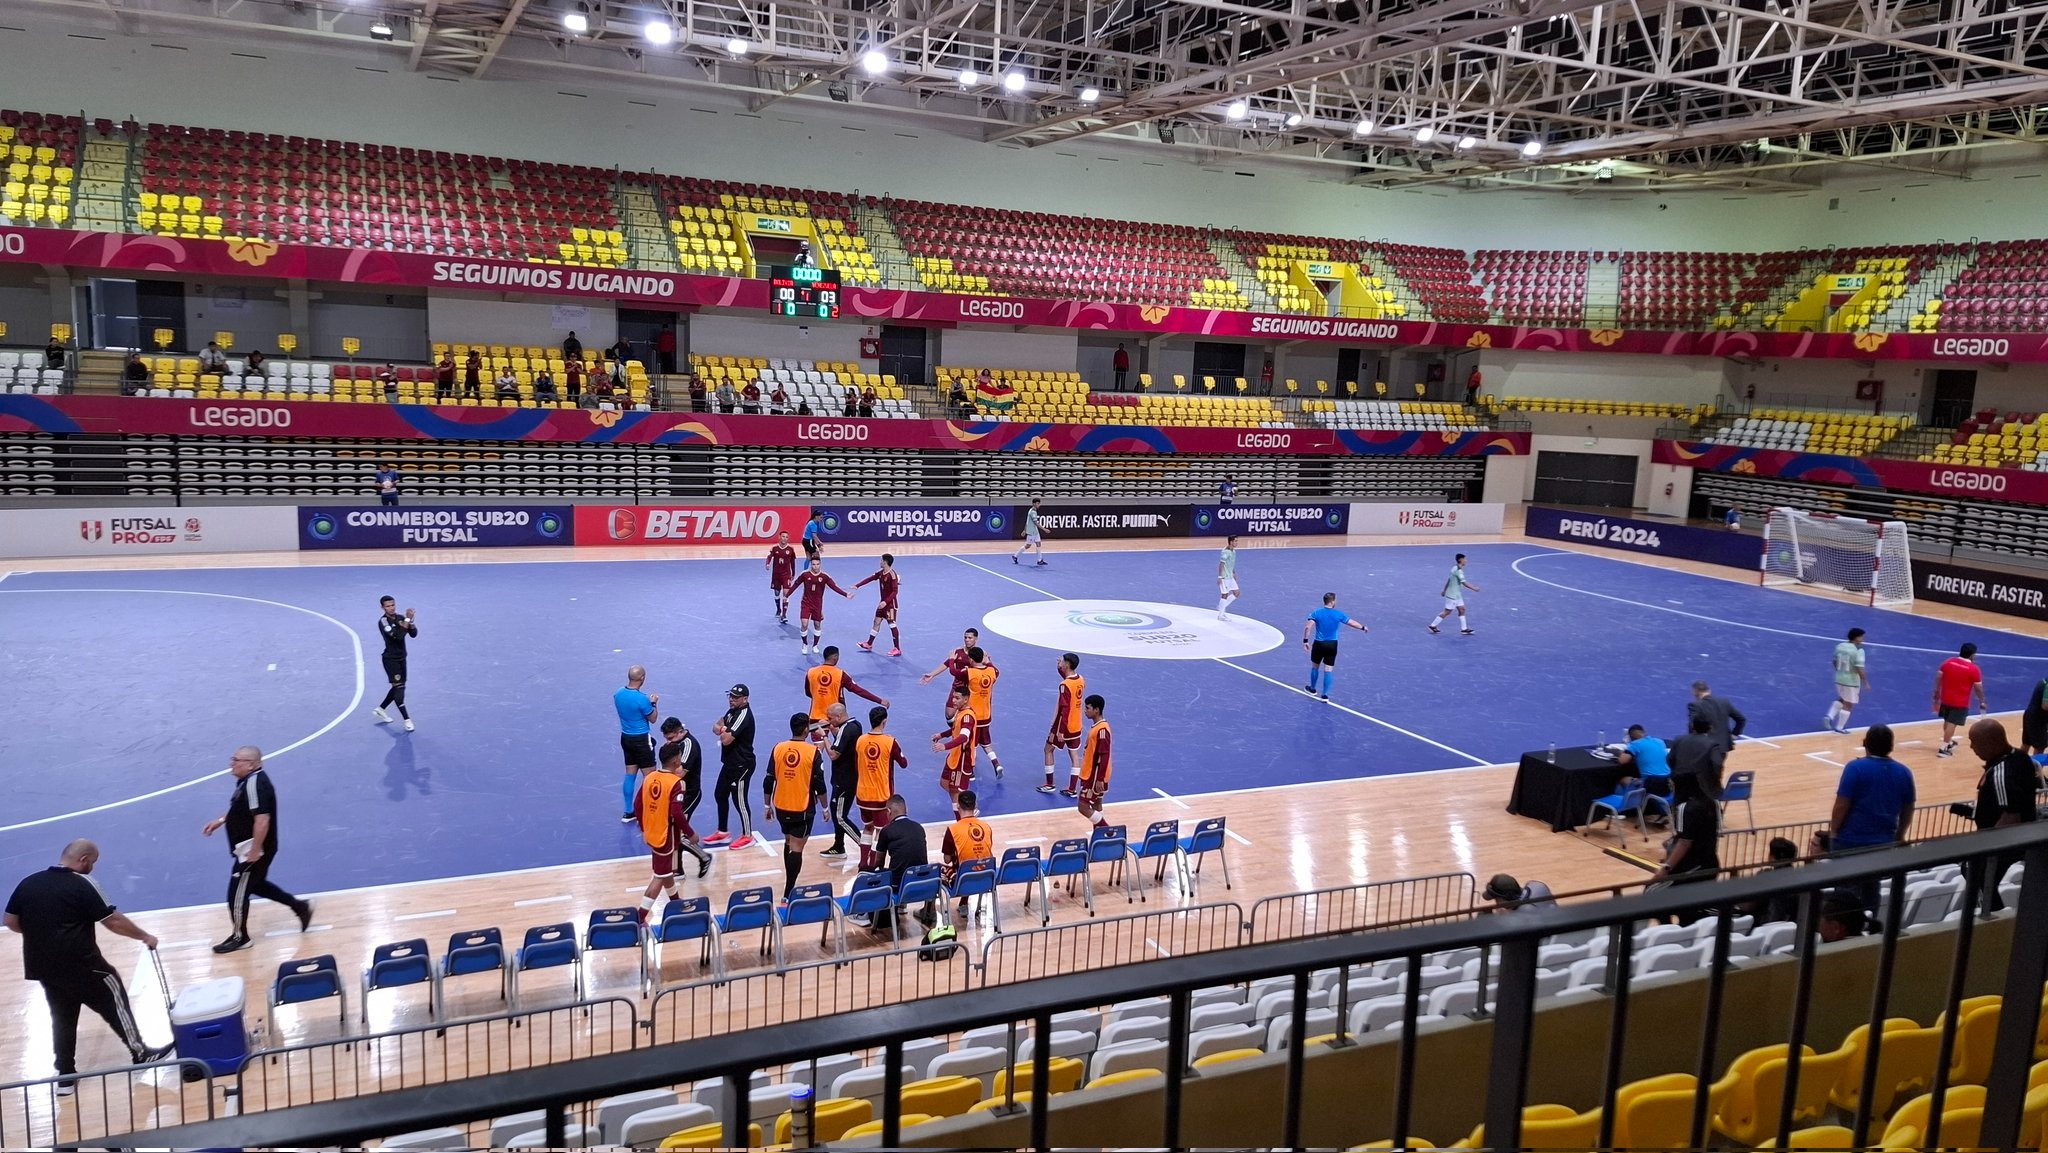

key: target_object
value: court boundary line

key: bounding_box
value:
[945,553,1493,767]
[0,587,366,833]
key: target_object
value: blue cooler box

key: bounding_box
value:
[169,975,250,1076]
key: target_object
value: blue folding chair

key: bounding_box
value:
[1178,817,1232,899]
[838,871,898,940]
[1044,837,1094,915]
[437,927,506,1019]
[270,954,346,1043]
[1587,785,1651,842]
[1720,769,1756,827]
[583,907,648,997]
[717,886,779,964]
[1127,819,1188,904]
[650,896,722,985]
[995,846,1050,928]
[1086,825,1131,909]
[948,857,998,931]
[509,923,582,1011]
[360,938,434,1024]
[896,863,945,931]
[777,883,844,965]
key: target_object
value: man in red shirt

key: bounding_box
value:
[1933,642,1988,757]
[920,627,979,705]
[791,557,850,656]
[932,692,979,817]
[854,553,902,656]
[764,532,797,623]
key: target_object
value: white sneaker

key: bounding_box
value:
[373,708,391,724]
[403,718,415,732]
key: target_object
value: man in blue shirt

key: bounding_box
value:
[374,462,401,506]
[614,665,660,824]
[1302,592,1368,701]
[1616,724,1672,797]
[1831,722,1916,852]
[802,512,826,562]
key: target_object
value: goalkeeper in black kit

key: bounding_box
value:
[372,595,418,732]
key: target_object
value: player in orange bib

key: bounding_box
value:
[853,706,907,871]
[1075,694,1112,828]
[941,790,996,923]
[804,646,887,722]
[762,713,826,899]
[962,646,1005,779]
[1040,652,1085,795]
[932,692,979,817]
[633,735,712,921]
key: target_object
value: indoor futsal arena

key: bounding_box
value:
[7,3,2048,1150]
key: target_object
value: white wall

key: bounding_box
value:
[934,328,1079,374]
[1481,350,1732,407]
[427,294,616,351]
[1482,455,1532,506]
[688,312,862,363]
[183,280,291,354]
[1645,463,1693,518]
[309,289,432,362]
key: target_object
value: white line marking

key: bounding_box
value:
[1742,737,1782,749]
[157,939,213,951]
[266,663,277,672]
[733,869,782,880]
[947,553,1490,767]
[1151,788,1191,810]
[513,894,572,907]
[265,925,331,937]
[1511,552,2048,661]
[1804,752,1844,767]
[0,588,366,833]
[758,837,777,857]
[1226,830,1252,846]
[1144,937,1171,958]
[393,908,457,922]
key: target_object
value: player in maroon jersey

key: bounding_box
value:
[853,554,903,657]
[791,556,851,656]
[920,627,979,723]
[764,532,798,623]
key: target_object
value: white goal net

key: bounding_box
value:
[1759,507,1914,607]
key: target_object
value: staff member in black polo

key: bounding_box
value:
[203,745,312,953]
[1967,717,2039,908]
[5,839,172,1085]
[821,702,864,859]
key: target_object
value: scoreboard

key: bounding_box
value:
[768,266,841,319]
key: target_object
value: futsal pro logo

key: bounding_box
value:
[80,519,101,542]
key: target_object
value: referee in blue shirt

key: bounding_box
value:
[614,666,660,824]
[1302,592,1368,701]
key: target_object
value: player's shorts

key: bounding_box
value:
[1442,597,1465,612]
[620,733,656,770]
[1047,723,1081,750]
[974,722,993,748]
[379,492,399,507]
[857,799,890,830]
[802,609,826,625]
[941,761,975,793]
[381,654,407,684]
[648,841,677,879]
[771,574,793,592]
[803,538,821,557]
[1078,777,1108,807]
[1024,531,1042,546]
[1835,684,1862,705]
[1940,704,1969,725]
[1220,577,1239,596]
[1310,640,1339,666]
[876,601,898,617]
[776,807,814,839]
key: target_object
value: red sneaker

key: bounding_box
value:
[857,640,873,651]
[888,647,902,657]
[730,835,756,850]
[703,830,730,845]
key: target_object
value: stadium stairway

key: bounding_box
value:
[619,184,680,274]
[855,200,921,293]
[1887,247,1974,333]
[1751,252,1839,326]
[73,350,127,396]
[1207,239,1281,313]
[72,128,130,234]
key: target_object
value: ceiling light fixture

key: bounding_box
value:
[1003,70,1026,93]
[726,37,748,54]
[1457,134,1477,149]
[1079,84,1101,103]
[561,7,588,32]
[642,19,673,44]
[1284,112,1303,128]
[369,15,393,37]
[1225,98,1249,120]
[958,69,979,86]
[1354,118,1374,134]
[1413,125,1435,143]
[1521,139,1543,157]
[861,48,889,74]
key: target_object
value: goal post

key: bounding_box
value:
[1759,507,1915,608]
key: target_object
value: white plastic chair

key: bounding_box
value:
[1188,1023,1264,1064]
[1090,1038,1169,1082]
[1266,1007,1338,1050]
[596,1090,676,1142]
[618,1103,714,1150]
[927,1045,1007,1095]
[1101,1015,1170,1049]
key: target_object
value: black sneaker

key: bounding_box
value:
[138,1042,176,1064]
[1059,788,1077,799]
[697,853,713,879]
[1937,743,1955,758]
[1036,784,1056,794]
[620,812,635,824]
[1304,683,1317,694]
[819,846,847,858]
[296,900,314,932]
[212,934,251,954]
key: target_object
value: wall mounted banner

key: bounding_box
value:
[1190,503,1350,536]
[298,505,572,549]
[7,224,2044,362]
[1524,505,1760,569]
[810,505,1015,543]
[572,504,809,546]
[1027,504,1189,539]
[1656,440,2046,506]
[1914,559,2048,622]
[0,505,297,558]
[1346,503,1507,535]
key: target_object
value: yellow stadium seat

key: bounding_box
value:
[840,1115,935,1140]
[992,1057,1083,1097]
[1827,1020,1939,1117]
[899,1074,982,1119]
[774,1097,871,1144]
[1880,1085,1984,1151]
[1710,1045,1847,1146]
[1085,1069,1164,1091]
[659,1121,762,1148]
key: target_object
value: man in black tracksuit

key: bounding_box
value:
[204,746,312,953]
[822,703,864,858]
[373,596,418,731]
[705,684,759,848]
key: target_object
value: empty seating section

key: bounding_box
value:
[1302,400,1477,432]
[1714,250,1812,329]
[115,344,650,410]
[1710,408,1910,455]
[1619,250,1747,330]
[655,177,879,284]
[0,351,65,394]
[889,200,1242,307]
[1935,239,2048,332]
[1225,235,1407,317]
[937,365,1287,428]
[1930,409,2048,470]
[1490,396,1701,422]
[690,355,915,417]
[132,122,629,261]
[1367,244,1489,323]
[0,109,82,228]
[1473,249,1589,326]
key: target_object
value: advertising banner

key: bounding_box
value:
[1347,503,1507,536]
[810,505,1015,543]
[1915,559,2048,622]
[573,504,808,547]
[0,505,297,559]
[1524,505,1759,569]
[1656,441,2047,506]
[1190,503,1350,537]
[298,505,573,549]
[1028,504,1189,539]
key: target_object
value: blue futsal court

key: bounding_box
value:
[6,540,2048,912]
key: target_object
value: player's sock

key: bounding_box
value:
[622,773,638,815]
[638,893,657,914]
[1218,597,1231,619]
[783,850,802,898]
[1823,702,1840,728]
[1067,773,1080,793]
[1320,670,1335,697]
[890,627,900,648]
[1093,817,1108,831]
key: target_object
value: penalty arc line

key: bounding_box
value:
[944,554,1491,768]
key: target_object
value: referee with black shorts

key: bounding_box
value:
[372,596,418,732]
[204,745,312,953]
[613,666,660,825]
[6,839,172,1086]
[765,712,827,898]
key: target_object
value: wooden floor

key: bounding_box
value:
[1,513,2039,1112]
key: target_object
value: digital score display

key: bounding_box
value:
[769,265,841,319]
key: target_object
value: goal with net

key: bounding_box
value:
[1759,508,1914,606]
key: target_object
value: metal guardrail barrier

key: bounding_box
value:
[1720,794,2034,871]
[979,902,1246,987]
[0,1058,213,1149]
[1244,872,1479,943]
[647,941,973,1048]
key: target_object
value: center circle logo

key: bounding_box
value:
[984,598,1284,661]
[536,512,564,538]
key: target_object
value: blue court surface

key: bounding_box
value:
[6,542,2048,912]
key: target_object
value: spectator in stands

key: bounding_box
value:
[1112,343,1130,390]
[122,353,150,395]
[375,363,397,402]
[1818,890,1869,940]
[462,349,482,397]
[1616,723,1672,798]
[374,461,401,506]
[654,327,677,375]
[1734,838,1803,926]
[197,341,228,378]
[842,385,859,418]
[859,385,877,417]
[865,794,931,928]
[607,355,627,393]
[242,350,267,382]
[768,384,788,415]
[1465,366,1482,406]
[796,399,814,415]
[434,353,456,400]
[494,367,520,402]
[564,358,584,403]
[688,375,707,413]
[949,380,972,419]
[1724,506,1742,531]
[562,331,582,362]
[44,336,68,370]
[740,380,762,415]
[716,378,738,414]
[533,366,557,402]
[608,336,631,365]
[2024,675,2048,756]
[1832,723,1915,855]
[1219,475,1237,506]
[1482,873,1555,912]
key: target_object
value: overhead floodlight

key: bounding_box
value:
[861,48,889,74]
[1457,134,1477,149]
[1413,125,1435,143]
[1224,98,1249,120]
[1521,138,1543,158]
[958,68,980,86]
[561,7,588,32]
[1079,84,1101,103]
[1003,70,1026,92]
[1353,118,1374,134]
[1596,158,1615,182]
[642,19,673,44]
[726,37,749,54]
[369,14,393,37]
[1284,112,1303,128]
